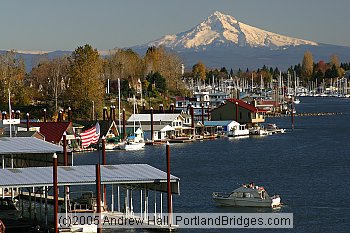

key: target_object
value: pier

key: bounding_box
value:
[267,112,342,118]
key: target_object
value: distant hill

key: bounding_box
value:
[0,50,72,72]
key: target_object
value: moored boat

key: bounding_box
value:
[212,184,281,208]
[266,123,285,134]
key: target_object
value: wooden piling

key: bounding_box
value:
[53,153,58,233]
[166,142,172,226]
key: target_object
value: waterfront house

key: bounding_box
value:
[210,98,265,125]
[76,120,119,141]
[127,113,189,138]
[175,92,211,121]
[256,100,280,114]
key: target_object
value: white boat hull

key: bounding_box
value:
[119,142,145,151]
[105,143,118,150]
[213,196,280,208]
[227,130,250,137]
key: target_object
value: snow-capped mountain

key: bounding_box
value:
[132,11,350,69]
[146,11,318,51]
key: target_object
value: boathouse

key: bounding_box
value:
[210,98,265,124]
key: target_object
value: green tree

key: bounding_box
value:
[146,72,166,97]
[67,44,104,119]
[301,50,314,80]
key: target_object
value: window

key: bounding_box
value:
[240,112,242,119]
[178,102,182,107]
[248,112,251,118]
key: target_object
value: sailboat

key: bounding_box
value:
[119,96,145,151]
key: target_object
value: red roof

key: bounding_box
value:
[257,100,279,107]
[30,122,72,143]
[226,98,266,113]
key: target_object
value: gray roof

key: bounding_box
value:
[0,137,63,155]
[127,114,183,123]
[0,164,180,194]
[2,131,44,138]
[204,121,239,127]
[129,124,175,132]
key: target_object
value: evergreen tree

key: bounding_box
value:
[220,67,228,74]
[230,68,234,77]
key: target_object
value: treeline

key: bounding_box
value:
[187,51,349,86]
[0,45,185,119]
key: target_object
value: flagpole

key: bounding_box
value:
[8,88,12,138]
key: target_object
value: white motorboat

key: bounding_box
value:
[119,128,145,151]
[119,140,145,151]
[266,124,285,134]
[249,126,271,136]
[105,142,118,150]
[293,98,300,104]
[212,185,281,208]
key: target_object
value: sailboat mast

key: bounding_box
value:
[133,95,136,134]
[118,78,121,135]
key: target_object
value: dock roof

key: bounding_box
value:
[0,137,63,155]
[0,164,180,194]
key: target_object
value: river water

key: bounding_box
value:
[73,97,350,233]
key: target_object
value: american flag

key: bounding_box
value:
[81,122,100,148]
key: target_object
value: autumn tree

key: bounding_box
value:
[192,61,206,81]
[144,46,184,92]
[330,54,344,77]
[67,44,104,119]
[104,48,144,95]
[301,50,314,80]
[30,57,70,112]
[0,51,29,107]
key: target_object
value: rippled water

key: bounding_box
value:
[73,97,350,233]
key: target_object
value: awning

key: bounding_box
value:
[0,164,180,194]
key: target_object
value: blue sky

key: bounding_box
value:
[1,0,349,51]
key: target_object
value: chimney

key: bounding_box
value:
[57,110,61,122]
[159,104,164,113]
[15,110,20,119]
[169,103,175,113]
[26,113,30,131]
[1,111,6,120]
[68,107,72,122]
[112,105,116,121]
[109,106,113,121]
[43,109,47,122]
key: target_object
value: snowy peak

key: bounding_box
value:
[148,11,318,50]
